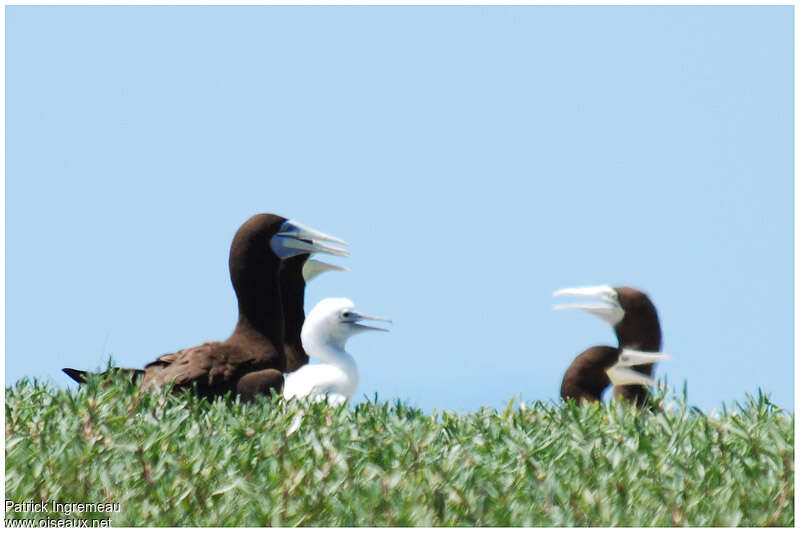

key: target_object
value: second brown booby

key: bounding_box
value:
[554,285,667,406]
[280,254,348,373]
[559,345,671,403]
[64,213,349,401]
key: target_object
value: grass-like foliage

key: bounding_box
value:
[5,374,794,526]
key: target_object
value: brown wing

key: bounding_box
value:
[142,341,278,399]
[143,341,233,394]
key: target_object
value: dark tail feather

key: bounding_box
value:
[62,367,144,384]
[62,368,88,383]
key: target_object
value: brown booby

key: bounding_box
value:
[280,255,348,373]
[63,214,349,401]
[559,346,670,403]
[554,285,667,406]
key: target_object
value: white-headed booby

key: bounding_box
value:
[283,297,390,406]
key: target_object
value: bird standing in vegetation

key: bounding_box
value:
[283,297,390,405]
[554,285,668,405]
[559,345,671,402]
[64,213,349,402]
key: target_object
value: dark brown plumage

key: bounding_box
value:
[556,285,663,407]
[559,346,620,402]
[65,214,295,401]
[280,253,311,373]
[280,255,347,373]
[139,214,289,399]
[609,287,661,406]
[63,213,349,400]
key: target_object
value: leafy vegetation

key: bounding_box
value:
[5,374,794,526]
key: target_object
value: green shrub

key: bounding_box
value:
[5,375,793,526]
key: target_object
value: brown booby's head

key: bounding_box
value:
[560,346,620,402]
[227,213,350,341]
[552,285,661,350]
[229,214,349,291]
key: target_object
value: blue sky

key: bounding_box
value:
[6,6,793,413]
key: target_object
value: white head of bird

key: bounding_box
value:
[283,298,391,405]
[301,297,391,354]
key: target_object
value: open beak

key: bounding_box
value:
[345,311,392,333]
[606,348,672,387]
[617,348,672,366]
[553,285,624,326]
[273,219,350,258]
[302,259,349,283]
[606,366,657,387]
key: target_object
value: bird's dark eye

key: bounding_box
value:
[342,311,353,320]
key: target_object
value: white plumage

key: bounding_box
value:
[283,297,390,406]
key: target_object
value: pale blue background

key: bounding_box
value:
[6,6,794,412]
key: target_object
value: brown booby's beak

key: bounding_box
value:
[606,348,672,387]
[272,220,350,258]
[302,259,349,283]
[552,285,624,326]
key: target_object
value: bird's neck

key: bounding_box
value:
[229,263,285,351]
[307,341,358,384]
[280,255,309,371]
[615,316,662,351]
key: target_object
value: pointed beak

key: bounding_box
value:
[302,259,349,283]
[606,366,657,387]
[345,311,392,333]
[553,285,624,326]
[617,348,672,366]
[553,285,617,302]
[605,348,671,387]
[274,220,350,258]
